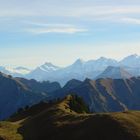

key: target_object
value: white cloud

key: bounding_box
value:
[25,27,88,34]
[1,0,140,29]
[121,17,140,25]
[0,1,140,18]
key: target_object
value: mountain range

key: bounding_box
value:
[0,69,139,140]
[1,70,140,120]
[1,54,140,85]
[0,54,140,120]
[50,77,140,112]
[0,72,61,120]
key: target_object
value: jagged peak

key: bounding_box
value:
[73,58,85,65]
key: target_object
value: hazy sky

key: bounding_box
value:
[0,0,140,68]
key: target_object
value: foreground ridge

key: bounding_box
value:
[0,96,140,140]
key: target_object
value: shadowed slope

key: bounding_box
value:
[52,77,140,112]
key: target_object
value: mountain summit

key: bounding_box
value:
[39,62,60,72]
[120,54,140,67]
[26,62,60,81]
[96,66,132,79]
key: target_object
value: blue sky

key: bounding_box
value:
[0,0,140,68]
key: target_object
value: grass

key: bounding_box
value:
[0,96,140,140]
[0,121,22,140]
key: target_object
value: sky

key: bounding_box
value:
[0,0,140,68]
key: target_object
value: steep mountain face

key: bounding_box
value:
[1,96,140,140]
[0,73,48,120]
[96,66,132,79]
[51,77,140,112]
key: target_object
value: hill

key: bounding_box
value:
[0,96,140,140]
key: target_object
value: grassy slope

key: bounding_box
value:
[0,121,22,140]
[0,96,140,140]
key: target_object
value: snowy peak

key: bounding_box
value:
[96,66,132,79]
[0,66,31,76]
[86,57,118,71]
[8,67,31,74]
[39,62,60,72]
[120,54,140,67]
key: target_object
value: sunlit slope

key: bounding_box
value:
[0,95,140,140]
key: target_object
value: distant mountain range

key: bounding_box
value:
[26,54,140,85]
[1,54,140,85]
[0,70,140,119]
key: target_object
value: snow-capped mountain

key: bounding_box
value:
[1,54,140,86]
[26,57,118,85]
[39,62,60,72]
[96,66,132,79]
[119,54,140,67]
[6,67,31,75]
[26,62,61,81]
[0,66,31,77]
[85,57,118,71]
